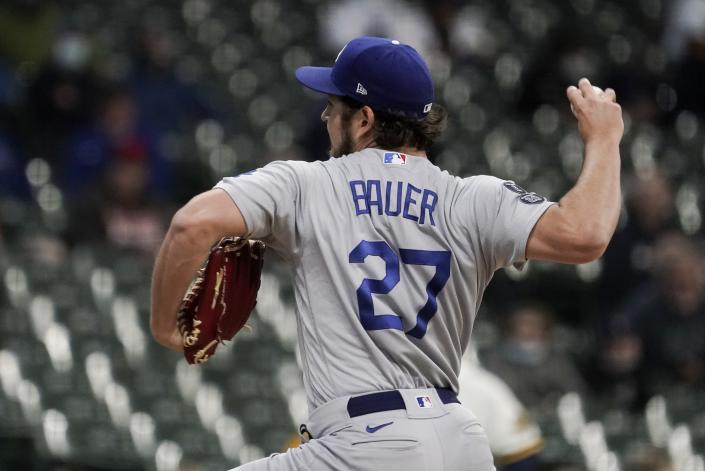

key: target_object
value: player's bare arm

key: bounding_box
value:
[526,77,624,264]
[151,189,247,351]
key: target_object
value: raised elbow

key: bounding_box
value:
[569,229,610,264]
[528,206,614,264]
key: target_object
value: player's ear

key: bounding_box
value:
[357,105,375,134]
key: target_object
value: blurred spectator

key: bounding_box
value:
[63,87,170,199]
[481,303,586,413]
[619,233,705,388]
[129,26,218,133]
[599,170,678,310]
[65,158,166,255]
[26,31,99,163]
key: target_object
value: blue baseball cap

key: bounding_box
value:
[295,36,434,118]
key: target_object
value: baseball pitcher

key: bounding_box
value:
[151,36,623,470]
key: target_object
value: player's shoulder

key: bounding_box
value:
[463,176,552,207]
[457,174,508,197]
[451,175,528,214]
[462,174,541,197]
[220,160,327,193]
[463,174,504,187]
[261,159,314,171]
[256,158,326,179]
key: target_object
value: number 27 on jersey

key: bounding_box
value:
[348,240,451,339]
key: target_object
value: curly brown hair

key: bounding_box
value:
[340,96,447,151]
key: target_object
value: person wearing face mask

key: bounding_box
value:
[481,303,587,414]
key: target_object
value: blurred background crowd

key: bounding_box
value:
[0,0,704,470]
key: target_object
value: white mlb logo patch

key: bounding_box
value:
[383,152,407,165]
[416,396,433,408]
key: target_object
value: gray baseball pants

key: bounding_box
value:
[231,388,496,471]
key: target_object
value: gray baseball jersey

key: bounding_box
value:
[216,148,554,411]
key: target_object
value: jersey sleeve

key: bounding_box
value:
[214,160,307,258]
[465,175,555,271]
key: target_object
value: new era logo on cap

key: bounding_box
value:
[416,396,433,408]
[356,83,368,95]
[383,152,406,165]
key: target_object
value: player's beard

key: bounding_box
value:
[329,122,356,158]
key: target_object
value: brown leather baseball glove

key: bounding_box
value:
[177,237,265,364]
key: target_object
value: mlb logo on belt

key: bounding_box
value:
[416,396,433,408]
[383,152,407,165]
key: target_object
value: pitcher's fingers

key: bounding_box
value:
[604,88,617,102]
[578,78,593,97]
[567,86,585,109]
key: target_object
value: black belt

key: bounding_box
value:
[346,388,460,418]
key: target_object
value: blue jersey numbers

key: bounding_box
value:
[349,241,402,331]
[348,240,451,339]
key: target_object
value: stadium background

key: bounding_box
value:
[0,0,704,469]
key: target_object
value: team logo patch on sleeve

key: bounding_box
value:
[383,152,407,165]
[503,180,547,204]
[503,181,527,194]
[519,193,545,204]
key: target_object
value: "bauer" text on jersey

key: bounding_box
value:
[349,179,438,226]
